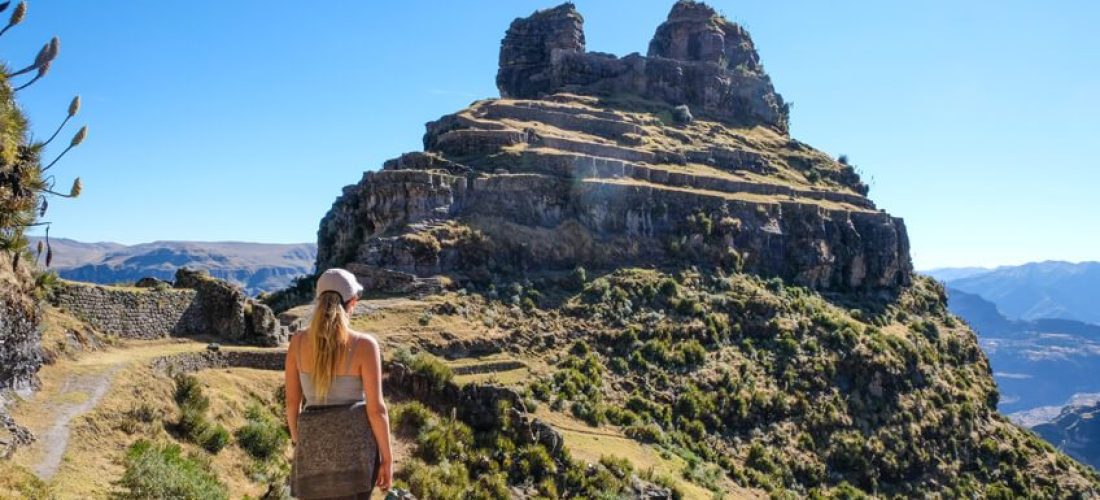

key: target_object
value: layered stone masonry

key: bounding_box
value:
[52,282,201,340]
[51,268,288,346]
[150,350,286,374]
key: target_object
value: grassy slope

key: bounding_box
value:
[350,269,1100,498]
[6,270,1099,498]
[1,306,293,498]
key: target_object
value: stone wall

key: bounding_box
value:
[52,282,200,339]
[50,269,289,346]
[149,350,286,374]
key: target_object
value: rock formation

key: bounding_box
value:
[173,268,287,346]
[497,1,789,132]
[316,1,910,294]
[0,253,41,458]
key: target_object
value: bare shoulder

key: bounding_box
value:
[288,330,306,349]
[349,331,380,355]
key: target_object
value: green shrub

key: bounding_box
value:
[514,444,557,480]
[391,401,435,439]
[417,416,473,464]
[599,455,634,479]
[116,440,228,500]
[174,374,208,409]
[178,404,210,443]
[625,423,666,444]
[677,340,707,368]
[397,458,470,499]
[570,266,588,289]
[409,353,454,391]
[200,424,231,454]
[469,472,511,500]
[236,404,288,460]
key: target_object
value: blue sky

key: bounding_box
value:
[7,1,1098,269]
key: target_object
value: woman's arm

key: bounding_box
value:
[359,335,393,490]
[284,334,304,445]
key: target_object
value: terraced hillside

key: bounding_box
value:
[316,2,910,297]
[301,1,1100,497]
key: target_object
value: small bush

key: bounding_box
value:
[409,353,454,391]
[513,444,557,480]
[599,455,634,479]
[116,440,228,499]
[236,404,289,460]
[417,416,473,464]
[625,423,666,444]
[178,404,210,443]
[397,458,470,499]
[200,424,231,454]
[392,402,435,439]
[174,374,208,409]
[469,472,511,499]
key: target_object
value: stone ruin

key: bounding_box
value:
[51,268,287,346]
[314,1,911,295]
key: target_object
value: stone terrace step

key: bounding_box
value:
[534,135,657,164]
[480,101,645,140]
[513,149,874,209]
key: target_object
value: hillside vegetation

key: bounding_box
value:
[364,269,1100,497]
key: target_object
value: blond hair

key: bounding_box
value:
[306,291,350,401]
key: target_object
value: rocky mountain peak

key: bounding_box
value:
[496,1,787,132]
[318,2,910,297]
[648,0,762,73]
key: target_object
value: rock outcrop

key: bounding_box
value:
[316,2,910,295]
[497,1,789,132]
[173,268,287,346]
[0,253,40,459]
[0,255,40,394]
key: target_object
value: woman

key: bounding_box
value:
[285,268,393,499]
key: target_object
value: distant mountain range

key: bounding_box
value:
[927,261,1100,325]
[946,288,1100,416]
[1034,399,1100,471]
[32,238,316,295]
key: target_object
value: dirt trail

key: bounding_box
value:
[9,340,259,481]
[31,366,119,479]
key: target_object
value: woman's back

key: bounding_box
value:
[295,331,366,407]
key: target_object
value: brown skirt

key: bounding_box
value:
[291,402,379,499]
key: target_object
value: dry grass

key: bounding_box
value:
[345,296,512,355]
[4,334,284,498]
[533,407,758,500]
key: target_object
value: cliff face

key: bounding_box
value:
[0,254,40,395]
[317,1,910,294]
